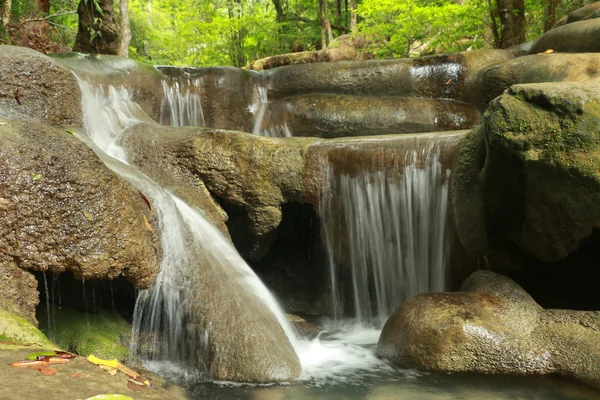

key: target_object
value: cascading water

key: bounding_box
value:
[249,82,292,138]
[320,137,453,327]
[160,76,205,127]
[72,72,301,377]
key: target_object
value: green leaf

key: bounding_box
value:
[66,130,75,135]
[26,351,57,360]
[32,174,43,181]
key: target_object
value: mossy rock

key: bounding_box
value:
[41,308,131,361]
[0,308,56,349]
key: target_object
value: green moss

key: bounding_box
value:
[41,308,131,361]
[0,308,56,349]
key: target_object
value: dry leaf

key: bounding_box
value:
[539,49,554,54]
[40,367,57,375]
[83,210,93,221]
[444,79,451,84]
[144,215,152,231]
[11,360,49,368]
[99,365,118,376]
[139,191,153,211]
[127,379,146,392]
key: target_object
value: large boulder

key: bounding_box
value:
[377,271,600,388]
[0,117,159,288]
[0,46,81,127]
[0,308,56,349]
[121,124,317,259]
[530,18,600,54]
[0,261,39,325]
[453,82,600,263]
[553,2,600,28]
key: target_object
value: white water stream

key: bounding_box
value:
[73,73,395,385]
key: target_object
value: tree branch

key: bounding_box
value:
[284,15,350,33]
[21,10,77,24]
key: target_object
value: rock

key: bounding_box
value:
[0,261,39,325]
[246,35,371,71]
[121,124,316,257]
[470,53,600,109]
[0,45,82,127]
[267,95,478,138]
[530,18,600,54]
[0,117,159,288]
[0,308,56,348]
[377,270,600,389]
[553,2,600,28]
[453,82,600,263]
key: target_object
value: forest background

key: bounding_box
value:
[0,0,595,68]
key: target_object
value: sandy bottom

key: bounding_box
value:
[0,347,186,400]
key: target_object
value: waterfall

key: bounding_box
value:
[73,75,299,373]
[160,77,205,127]
[321,139,452,327]
[249,83,292,138]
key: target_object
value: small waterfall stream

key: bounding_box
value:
[72,73,301,375]
[160,77,205,127]
[319,136,456,327]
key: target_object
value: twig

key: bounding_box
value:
[21,10,76,24]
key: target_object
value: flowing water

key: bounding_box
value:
[320,138,452,327]
[36,57,600,399]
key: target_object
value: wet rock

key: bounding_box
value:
[378,271,600,388]
[0,261,39,325]
[0,117,159,288]
[0,46,82,127]
[121,124,316,256]
[268,95,478,138]
[470,53,600,109]
[530,18,600,54]
[453,82,600,263]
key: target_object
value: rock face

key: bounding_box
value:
[121,124,317,259]
[0,117,159,289]
[0,46,82,127]
[0,308,56,348]
[0,262,39,325]
[378,271,600,389]
[453,82,600,264]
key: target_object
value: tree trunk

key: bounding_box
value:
[513,0,525,44]
[36,0,50,13]
[318,0,327,49]
[118,0,131,57]
[73,0,120,55]
[543,0,559,32]
[272,0,284,22]
[349,0,357,33]
[497,0,514,48]
[2,0,12,27]
[324,0,334,44]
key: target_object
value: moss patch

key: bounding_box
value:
[41,308,131,361]
[0,308,56,349]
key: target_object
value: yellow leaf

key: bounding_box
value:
[83,210,94,221]
[87,355,120,369]
[538,49,554,54]
[99,365,118,376]
[144,215,152,231]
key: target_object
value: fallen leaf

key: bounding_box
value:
[0,122,6,126]
[70,373,90,378]
[40,367,57,375]
[66,130,75,135]
[32,174,43,181]
[46,357,70,365]
[138,191,153,211]
[539,49,554,54]
[99,365,118,376]
[118,364,141,380]
[127,379,146,392]
[55,351,76,359]
[444,79,451,84]
[26,351,56,361]
[144,215,152,231]
[85,395,134,400]
[83,210,94,220]
[11,360,49,368]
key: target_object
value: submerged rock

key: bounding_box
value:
[377,271,600,389]
[0,117,159,288]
